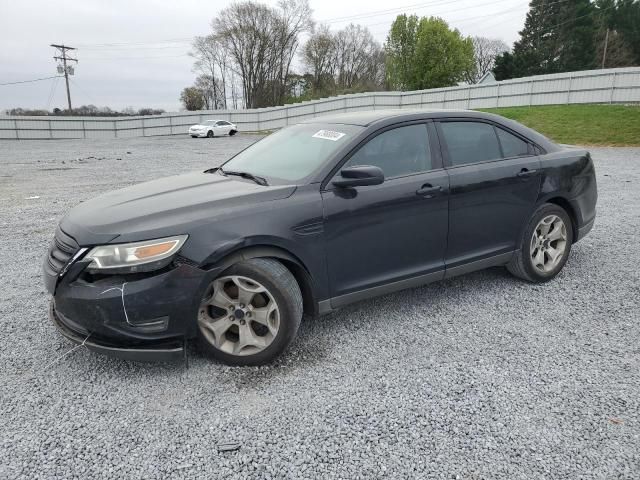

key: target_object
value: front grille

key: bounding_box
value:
[46,227,79,276]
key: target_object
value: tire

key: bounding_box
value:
[207,130,214,138]
[197,258,303,366]
[507,203,573,283]
[229,129,237,136]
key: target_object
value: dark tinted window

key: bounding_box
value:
[343,124,432,178]
[496,128,530,157]
[440,122,501,166]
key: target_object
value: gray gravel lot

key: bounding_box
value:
[1,135,639,479]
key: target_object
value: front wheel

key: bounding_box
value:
[207,130,214,138]
[229,129,237,136]
[507,203,573,283]
[197,258,303,366]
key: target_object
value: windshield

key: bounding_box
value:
[222,123,363,183]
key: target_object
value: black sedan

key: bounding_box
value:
[44,110,597,366]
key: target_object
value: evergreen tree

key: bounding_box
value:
[612,0,640,63]
[493,0,605,79]
[594,0,637,68]
[510,0,565,77]
[556,0,597,72]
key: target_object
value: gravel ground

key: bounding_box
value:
[1,135,639,479]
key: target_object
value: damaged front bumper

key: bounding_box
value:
[46,251,218,362]
[49,300,185,362]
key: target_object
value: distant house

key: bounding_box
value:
[477,71,497,84]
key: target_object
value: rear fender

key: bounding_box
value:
[537,150,597,229]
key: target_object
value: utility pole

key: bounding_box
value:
[51,44,78,111]
[601,28,609,69]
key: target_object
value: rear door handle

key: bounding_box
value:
[416,184,443,197]
[517,168,538,179]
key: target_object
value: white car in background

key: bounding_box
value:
[189,119,238,138]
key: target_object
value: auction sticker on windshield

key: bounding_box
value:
[312,130,346,141]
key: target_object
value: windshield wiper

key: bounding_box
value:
[218,167,269,186]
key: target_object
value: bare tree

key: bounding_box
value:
[270,0,314,104]
[465,36,509,84]
[191,35,231,109]
[302,24,335,92]
[212,0,312,108]
[194,74,226,110]
[302,23,384,96]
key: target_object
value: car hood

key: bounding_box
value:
[60,171,296,245]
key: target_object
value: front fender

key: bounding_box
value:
[178,185,329,303]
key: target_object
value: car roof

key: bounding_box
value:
[301,108,559,152]
[302,108,493,126]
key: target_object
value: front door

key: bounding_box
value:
[436,120,541,270]
[322,122,450,305]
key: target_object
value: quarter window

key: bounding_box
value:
[440,121,501,166]
[496,128,530,158]
[342,124,432,178]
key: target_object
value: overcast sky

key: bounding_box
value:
[0,0,528,112]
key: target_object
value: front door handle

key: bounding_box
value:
[517,168,538,179]
[416,184,443,198]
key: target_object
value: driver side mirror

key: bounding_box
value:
[332,165,384,188]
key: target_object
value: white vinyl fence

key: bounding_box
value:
[2,67,639,140]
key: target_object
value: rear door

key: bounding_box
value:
[322,122,449,303]
[215,121,231,135]
[436,119,541,271]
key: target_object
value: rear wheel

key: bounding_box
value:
[197,258,302,366]
[507,203,573,283]
[207,130,214,138]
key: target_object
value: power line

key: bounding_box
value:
[45,76,60,110]
[70,0,517,49]
[323,0,472,23]
[365,0,526,30]
[75,38,194,48]
[81,53,191,60]
[68,78,100,106]
[0,75,62,86]
[79,43,191,52]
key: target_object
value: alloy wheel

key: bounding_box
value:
[530,214,568,273]
[198,275,280,356]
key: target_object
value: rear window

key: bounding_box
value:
[496,128,530,157]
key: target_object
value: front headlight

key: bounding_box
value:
[85,235,188,273]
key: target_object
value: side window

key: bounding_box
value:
[342,124,432,179]
[440,121,501,166]
[496,127,530,158]
[215,121,224,126]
